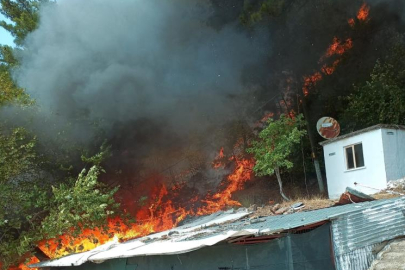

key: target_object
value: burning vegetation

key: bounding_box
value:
[35,146,254,259]
[34,2,370,259]
[2,0,405,269]
[302,3,369,97]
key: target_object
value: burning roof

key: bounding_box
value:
[31,196,405,268]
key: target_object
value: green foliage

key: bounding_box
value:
[240,0,286,25]
[0,127,119,267]
[0,127,37,179]
[342,38,405,131]
[1,164,119,267]
[81,142,112,166]
[0,45,18,65]
[0,69,31,105]
[0,0,49,46]
[247,114,306,176]
[41,166,119,237]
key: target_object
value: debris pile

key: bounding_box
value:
[248,198,334,218]
[387,177,405,191]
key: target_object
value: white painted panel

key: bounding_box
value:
[381,128,405,181]
[322,129,387,199]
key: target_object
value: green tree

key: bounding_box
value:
[0,0,44,105]
[342,38,405,131]
[247,114,306,201]
[0,129,119,267]
[0,0,49,46]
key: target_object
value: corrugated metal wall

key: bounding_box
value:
[332,197,405,270]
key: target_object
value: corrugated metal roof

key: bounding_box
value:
[319,124,405,146]
[332,196,405,255]
[214,197,405,234]
[31,196,405,268]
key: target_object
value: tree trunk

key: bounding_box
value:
[275,166,290,201]
[301,98,325,193]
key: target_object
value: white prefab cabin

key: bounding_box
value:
[320,124,405,199]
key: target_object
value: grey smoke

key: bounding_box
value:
[13,0,269,143]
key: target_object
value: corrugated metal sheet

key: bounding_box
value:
[332,197,405,255]
[223,197,405,234]
[335,243,380,270]
[332,197,405,270]
[31,197,405,269]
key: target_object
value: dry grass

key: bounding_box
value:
[372,192,403,200]
[278,195,335,211]
[249,195,335,218]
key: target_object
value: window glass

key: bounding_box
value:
[345,147,354,169]
[354,144,364,167]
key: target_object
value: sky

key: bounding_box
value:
[0,12,15,47]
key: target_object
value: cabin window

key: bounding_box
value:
[345,143,364,170]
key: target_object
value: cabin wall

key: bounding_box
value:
[322,129,386,199]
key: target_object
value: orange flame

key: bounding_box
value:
[212,147,225,169]
[197,158,254,215]
[322,37,353,60]
[348,18,355,27]
[321,60,341,75]
[357,3,370,21]
[261,112,274,122]
[18,257,39,270]
[302,3,370,96]
[35,149,255,260]
[4,256,39,270]
[302,72,322,96]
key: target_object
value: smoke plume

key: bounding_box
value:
[13,0,268,144]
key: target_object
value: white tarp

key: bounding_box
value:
[31,209,251,268]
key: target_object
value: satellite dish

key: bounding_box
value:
[316,117,340,139]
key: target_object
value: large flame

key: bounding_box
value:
[34,149,254,260]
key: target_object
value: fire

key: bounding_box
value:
[261,112,274,122]
[303,3,370,96]
[212,147,225,169]
[302,72,322,96]
[322,60,340,75]
[304,38,351,96]
[348,3,370,28]
[197,158,254,215]
[18,257,39,270]
[36,148,255,260]
[357,3,370,21]
[3,256,39,270]
[323,38,352,59]
[348,18,355,27]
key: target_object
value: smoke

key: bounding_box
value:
[12,0,269,144]
[8,0,405,181]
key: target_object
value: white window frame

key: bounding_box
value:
[344,143,365,170]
